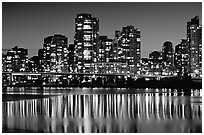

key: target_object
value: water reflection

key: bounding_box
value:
[2,92,202,133]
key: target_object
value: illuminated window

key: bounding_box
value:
[50,53,56,57]
[105,41,111,45]
[7,56,12,60]
[15,55,19,58]
[84,35,91,41]
[83,25,91,29]
[84,19,91,23]
[129,33,133,37]
[83,50,91,60]
[84,43,92,47]
[51,44,56,47]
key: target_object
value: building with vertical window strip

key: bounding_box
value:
[2,53,6,72]
[162,41,174,74]
[75,13,99,73]
[174,39,190,76]
[38,48,46,72]
[67,44,76,72]
[5,46,28,72]
[42,34,68,72]
[28,56,40,72]
[98,36,113,63]
[149,51,163,75]
[114,25,141,74]
[187,16,202,76]
[112,31,122,61]
[140,58,151,75]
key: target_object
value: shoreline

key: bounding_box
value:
[3,80,202,89]
[2,88,201,102]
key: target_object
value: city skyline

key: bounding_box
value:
[2,2,202,133]
[2,2,202,58]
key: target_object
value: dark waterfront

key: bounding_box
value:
[2,87,202,133]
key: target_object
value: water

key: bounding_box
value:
[2,87,202,133]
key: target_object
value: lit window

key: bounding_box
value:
[84,43,92,47]
[83,50,91,60]
[83,25,91,29]
[84,19,91,23]
[84,35,91,41]
[129,33,133,37]
[51,44,56,47]
[7,56,12,60]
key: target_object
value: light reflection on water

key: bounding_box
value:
[2,87,202,133]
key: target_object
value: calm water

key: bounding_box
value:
[2,87,202,133]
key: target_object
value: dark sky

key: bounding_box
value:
[2,2,202,58]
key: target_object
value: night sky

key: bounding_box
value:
[2,2,202,58]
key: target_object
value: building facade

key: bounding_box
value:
[67,44,76,72]
[149,51,163,75]
[162,41,174,75]
[75,13,99,73]
[4,46,28,72]
[42,34,68,72]
[28,56,40,72]
[140,58,151,75]
[115,26,141,74]
[187,16,202,76]
[174,39,190,76]
[98,36,113,63]
[112,31,122,61]
[90,61,128,74]
[38,49,46,72]
[2,53,7,72]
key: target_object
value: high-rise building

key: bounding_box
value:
[5,46,28,72]
[112,31,122,60]
[75,13,99,73]
[28,56,40,72]
[98,36,113,62]
[115,25,141,74]
[140,58,151,75]
[187,16,202,76]
[149,51,163,74]
[162,41,174,74]
[68,44,76,72]
[38,48,46,72]
[174,39,190,75]
[2,53,6,72]
[42,34,68,72]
